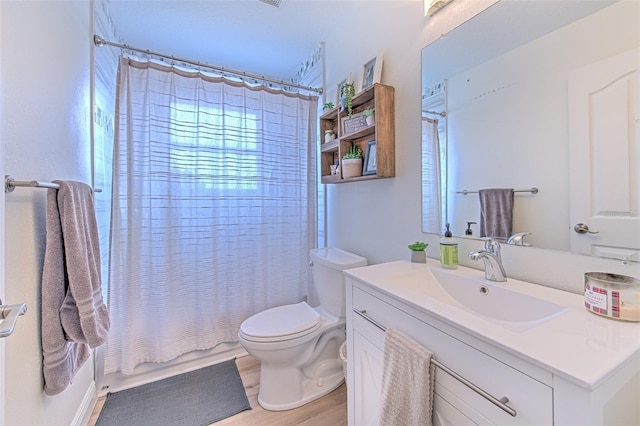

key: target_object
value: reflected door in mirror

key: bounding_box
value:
[568,48,640,261]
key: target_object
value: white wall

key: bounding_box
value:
[323,0,639,293]
[323,0,498,263]
[1,1,95,424]
[323,0,430,264]
[0,1,5,423]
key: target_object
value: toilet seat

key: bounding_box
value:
[240,302,321,342]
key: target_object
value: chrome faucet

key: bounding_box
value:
[507,232,531,246]
[468,239,507,282]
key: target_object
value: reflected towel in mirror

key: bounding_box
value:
[479,188,514,239]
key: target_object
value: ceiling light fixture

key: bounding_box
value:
[259,0,284,7]
[425,0,454,16]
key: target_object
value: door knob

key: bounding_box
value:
[574,223,599,234]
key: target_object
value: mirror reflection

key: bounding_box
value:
[421,0,639,262]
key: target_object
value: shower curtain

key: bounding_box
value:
[422,117,443,233]
[105,57,318,375]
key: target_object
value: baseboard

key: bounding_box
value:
[97,343,248,396]
[72,380,97,426]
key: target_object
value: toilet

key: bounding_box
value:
[238,247,367,411]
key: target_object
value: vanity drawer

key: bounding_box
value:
[351,284,553,425]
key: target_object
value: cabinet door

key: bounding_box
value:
[433,393,479,426]
[353,330,384,426]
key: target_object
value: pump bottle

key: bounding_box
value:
[440,223,458,269]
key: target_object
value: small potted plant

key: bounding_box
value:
[340,83,356,117]
[408,241,429,263]
[323,102,335,111]
[363,108,375,126]
[341,144,363,178]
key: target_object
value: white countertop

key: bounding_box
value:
[345,260,640,390]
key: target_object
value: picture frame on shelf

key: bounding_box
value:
[360,52,383,91]
[337,75,352,106]
[363,140,377,175]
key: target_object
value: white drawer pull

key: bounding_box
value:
[353,308,518,417]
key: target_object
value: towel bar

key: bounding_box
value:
[5,175,102,193]
[0,299,28,338]
[457,187,538,195]
[353,308,517,417]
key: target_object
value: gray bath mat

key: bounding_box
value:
[96,358,250,426]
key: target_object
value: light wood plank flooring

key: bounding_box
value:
[88,355,347,425]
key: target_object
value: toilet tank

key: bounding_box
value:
[310,247,367,317]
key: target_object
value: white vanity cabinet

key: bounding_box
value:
[345,262,640,426]
[347,282,552,425]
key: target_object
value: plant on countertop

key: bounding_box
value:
[323,102,335,110]
[408,241,429,251]
[343,144,362,159]
[362,108,375,117]
[340,82,356,117]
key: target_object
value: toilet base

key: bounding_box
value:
[258,361,344,411]
[239,310,347,412]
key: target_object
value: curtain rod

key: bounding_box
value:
[93,35,323,95]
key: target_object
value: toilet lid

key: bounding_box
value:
[240,302,320,340]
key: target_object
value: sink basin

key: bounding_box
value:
[429,267,567,324]
[382,265,567,329]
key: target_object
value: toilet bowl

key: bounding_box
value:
[238,247,367,411]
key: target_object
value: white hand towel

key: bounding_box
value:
[378,327,436,426]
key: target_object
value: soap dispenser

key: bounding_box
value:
[465,221,477,236]
[440,223,458,269]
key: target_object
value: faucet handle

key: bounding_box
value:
[507,232,531,246]
[482,238,500,253]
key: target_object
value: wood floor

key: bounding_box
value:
[88,355,347,426]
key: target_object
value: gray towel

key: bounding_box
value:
[378,328,435,426]
[41,181,109,395]
[479,188,514,239]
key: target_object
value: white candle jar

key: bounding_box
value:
[584,272,640,321]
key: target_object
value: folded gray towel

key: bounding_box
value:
[42,186,89,396]
[479,188,514,239]
[54,180,110,348]
[41,181,110,395]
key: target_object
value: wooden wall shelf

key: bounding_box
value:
[319,83,395,184]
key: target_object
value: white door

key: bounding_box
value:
[568,48,640,260]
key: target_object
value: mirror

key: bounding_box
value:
[421,0,639,261]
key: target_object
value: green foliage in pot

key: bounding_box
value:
[408,241,429,251]
[343,144,362,160]
[323,102,335,110]
[340,83,356,117]
[363,108,375,117]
